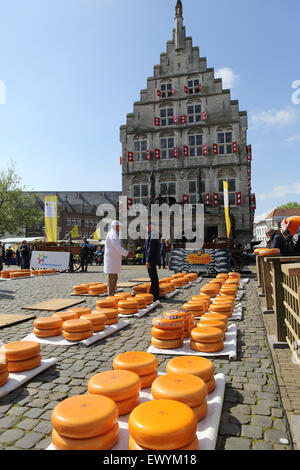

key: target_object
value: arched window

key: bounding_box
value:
[133,135,148,162]
[217,168,237,206]
[159,104,174,127]
[187,170,206,203]
[188,128,203,157]
[132,174,149,205]
[217,126,233,155]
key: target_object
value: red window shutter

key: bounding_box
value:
[180,115,187,124]
[212,144,218,155]
[171,88,174,95]
[154,117,160,126]
[236,192,242,206]
[173,115,178,124]
[213,193,219,207]
[182,194,189,204]
[173,147,178,158]
[120,157,123,165]
[201,111,207,121]
[183,145,189,157]
[246,144,252,155]
[127,198,133,210]
[157,90,161,97]
[198,84,202,92]
[250,194,256,210]
[202,144,208,156]
[184,86,189,94]
[127,152,134,162]
[204,193,210,205]
[154,149,160,160]
[146,150,151,160]
[232,141,238,153]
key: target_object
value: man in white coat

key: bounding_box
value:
[104,221,129,296]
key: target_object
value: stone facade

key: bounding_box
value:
[120,1,254,244]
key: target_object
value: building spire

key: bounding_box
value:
[174,0,185,51]
[175,0,183,17]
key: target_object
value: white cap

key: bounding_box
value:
[111,220,122,228]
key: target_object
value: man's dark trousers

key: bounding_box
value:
[147,264,159,302]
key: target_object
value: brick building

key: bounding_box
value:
[120,0,255,244]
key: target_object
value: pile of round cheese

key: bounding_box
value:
[182,300,206,318]
[190,326,224,353]
[200,284,219,298]
[88,284,107,295]
[128,399,198,450]
[73,283,107,295]
[1,271,11,279]
[151,373,208,421]
[51,394,119,450]
[152,316,184,349]
[62,319,93,342]
[199,312,229,331]
[94,308,119,325]
[33,316,63,338]
[134,293,153,306]
[113,351,158,389]
[88,370,141,416]
[95,297,118,309]
[0,350,9,387]
[133,283,151,294]
[81,312,106,332]
[3,341,41,372]
[163,310,195,339]
[166,355,216,393]
[209,298,234,318]
[159,283,175,296]
[118,299,139,316]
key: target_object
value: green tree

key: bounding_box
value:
[278,202,300,209]
[0,162,43,236]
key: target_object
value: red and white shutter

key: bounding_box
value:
[154,117,160,127]
[250,194,256,210]
[201,111,207,121]
[204,193,210,205]
[182,194,189,204]
[202,144,208,156]
[246,144,252,161]
[154,149,160,160]
[171,88,174,95]
[127,152,134,162]
[212,144,218,155]
[198,84,202,93]
[120,156,123,165]
[173,147,178,158]
[173,115,178,124]
[157,90,161,97]
[180,115,187,124]
[183,145,189,157]
[184,86,189,94]
[127,198,133,210]
[236,192,242,206]
[232,141,238,153]
[213,193,219,207]
[146,150,151,161]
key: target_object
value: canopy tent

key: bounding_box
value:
[0,237,44,244]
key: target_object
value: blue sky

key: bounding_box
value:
[0,0,299,222]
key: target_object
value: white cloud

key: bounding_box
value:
[257,183,300,201]
[286,133,300,143]
[215,67,239,89]
[250,106,297,128]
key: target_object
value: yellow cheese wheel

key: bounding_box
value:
[1,271,10,279]
[151,337,183,350]
[128,433,199,451]
[210,308,232,318]
[73,286,89,294]
[128,399,197,450]
[96,298,117,308]
[228,272,241,279]
[53,311,79,321]
[200,286,218,297]
[4,341,40,362]
[63,319,93,333]
[135,294,154,305]
[163,309,191,319]
[191,327,224,343]
[151,373,208,407]
[206,376,216,393]
[7,354,41,372]
[0,358,8,373]
[118,300,138,310]
[211,297,234,306]
[216,273,228,279]
[88,370,141,401]
[91,324,105,333]
[105,318,119,325]
[34,317,63,330]
[166,356,215,382]
[113,293,132,300]
[152,316,184,330]
[95,308,118,318]
[63,330,93,342]
[52,423,119,450]
[52,394,118,439]
[182,303,206,313]
[190,339,224,353]
[118,307,138,315]
[113,351,158,377]
[68,307,92,317]
[220,287,237,295]
[115,394,140,416]
[197,319,227,332]
[33,327,62,338]
[0,369,9,386]
[81,313,106,325]
[140,370,158,389]
[191,401,208,421]
[151,327,183,340]
[202,313,228,324]
[128,298,146,309]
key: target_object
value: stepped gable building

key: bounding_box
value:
[120,0,255,243]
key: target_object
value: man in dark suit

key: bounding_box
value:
[143,223,161,302]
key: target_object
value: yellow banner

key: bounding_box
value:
[44,195,58,242]
[223,181,231,238]
[93,227,101,240]
[70,225,79,238]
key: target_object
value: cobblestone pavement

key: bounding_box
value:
[0,266,294,450]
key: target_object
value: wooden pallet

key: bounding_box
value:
[22,298,85,312]
[0,314,36,329]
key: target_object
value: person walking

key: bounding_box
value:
[18,241,31,269]
[5,247,13,267]
[104,221,130,297]
[143,223,161,302]
[81,237,91,272]
[0,242,4,271]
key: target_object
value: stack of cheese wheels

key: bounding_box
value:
[220,285,237,299]
[200,284,219,298]
[133,283,151,294]
[210,300,234,318]
[96,297,118,309]
[113,351,158,389]
[129,296,147,310]
[62,319,93,342]
[216,273,228,281]
[80,313,106,332]
[33,317,63,338]
[159,283,174,297]
[151,373,208,422]
[113,292,132,301]
[118,299,139,316]
[135,293,154,306]
[53,311,79,322]
[68,307,92,318]
[200,312,229,331]
[172,273,186,279]
[166,356,216,393]
[128,399,198,450]
[163,310,194,339]
[88,370,141,415]
[1,271,10,279]
[151,315,184,349]
[159,278,171,284]
[51,394,119,450]
[190,326,224,352]
[4,341,41,372]
[191,294,210,311]
[182,300,206,318]
[88,284,107,295]
[0,350,9,386]
[94,308,119,325]
[196,317,227,335]
[73,284,90,295]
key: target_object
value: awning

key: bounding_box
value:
[0,237,44,244]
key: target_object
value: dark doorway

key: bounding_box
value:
[205,226,218,242]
